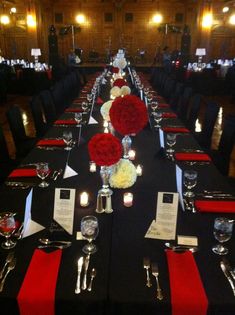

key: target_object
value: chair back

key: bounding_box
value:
[201,101,220,147]
[30,96,48,137]
[177,87,193,120]
[40,90,57,124]
[187,94,202,130]
[218,115,235,158]
[6,105,27,143]
[0,124,10,162]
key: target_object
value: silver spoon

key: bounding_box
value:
[87,268,96,291]
[38,238,72,245]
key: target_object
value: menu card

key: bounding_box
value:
[53,188,75,235]
[145,192,178,240]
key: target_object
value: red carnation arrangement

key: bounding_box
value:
[88,133,122,166]
[113,78,127,88]
[112,67,119,74]
[109,95,148,135]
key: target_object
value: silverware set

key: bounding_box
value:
[0,252,16,292]
[165,242,198,253]
[37,238,72,249]
[183,197,196,213]
[220,258,235,296]
[143,257,163,300]
[75,255,96,294]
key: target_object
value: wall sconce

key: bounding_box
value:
[0,15,10,25]
[75,14,85,24]
[10,7,17,14]
[229,14,235,25]
[27,14,36,27]
[202,13,213,28]
[152,13,163,24]
[222,7,229,13]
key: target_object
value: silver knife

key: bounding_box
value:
[220,260,235,296]
[81,254,90,290]
[222,258,235,281]
[75,256,84,294]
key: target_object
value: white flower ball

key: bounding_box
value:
[109,159,137,188]
[121,85,131,96]
[110,86,121,98]
[100,100,113,121]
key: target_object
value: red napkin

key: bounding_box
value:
[65,108,83,113]
[46,70,52,80]
[72,99,83,104]
[9,169,37,178]
[174,153,211,161]
[158,103,169,108]
[162,112,177,118]
[37,139,65,147]
[195,200,235,213]
[17,249,62,315]
[162,127,190,133]
[96,97,103,105]
[166,250,208,315]
[54,119,77,125]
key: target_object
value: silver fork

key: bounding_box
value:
[0,258,16,292]
[143,257,152,287]
[152,263,163,300]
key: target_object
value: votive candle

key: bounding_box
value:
[136,164,143,176]
[80,192,89,207]
[89,161,96,173]
[123,192,133,207]
[128,150,136,161]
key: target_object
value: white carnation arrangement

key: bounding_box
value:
[110,86,121,98]
[100,100,113,121]
[121,86,131,96]
[109,159,137,188]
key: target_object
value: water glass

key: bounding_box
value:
[74,112,82,125]
[153,112,162,129]
[212,217,234,255]
[81,216,99,254]
[183,170,197,197]
[0,212,17,249]
[166,133,177,155]
[63,131,73,150]
[151,101,158,112]
[36,162,50,188]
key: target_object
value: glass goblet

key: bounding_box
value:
[74,112,82,125]
[0,212,17,249]
[81,102,89,113]
[212,217,234,255]
[63,130,73,151]
[150,101,158,112]
[87,94,93,103]
[36,162,50,188]
[81,216,99,254]
[166,133,177,155]
[153,112,162,129]
[183,170,197,198]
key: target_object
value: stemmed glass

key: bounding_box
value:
[87,94,93,103]
[81,102,89,113]
[81,216,99,254]
[151,101,158,112]
[166,133,177,157]
[153,112,162,129]
[212,217,234,255]
[36,162,50,188]
[74,112,82,125]
[183,170,197,197]
[0,212,17,249]
[63,130,73,151]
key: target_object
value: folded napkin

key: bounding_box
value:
[54,119,77,125]
[37,139,65,147]
[174,153,211,162]
[72,99,83,104]
[9,168,37,178]
[166,249,208,315]
[158,103,169,108]
[162,112,177,118]
[162,127,190,133]
[195,200,235,213]
[17,249,62,315]
[65,108,83,113]
[96,97,103,105]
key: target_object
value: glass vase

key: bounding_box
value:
[122,135,132,159]
[98,166,113,197]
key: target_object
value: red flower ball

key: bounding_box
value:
[88,133,122,166]
[109,95,148,136]
[112,67,119,74]
[113,78,127,88]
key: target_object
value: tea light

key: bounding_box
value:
[103,120,109,128]
[136,164,143,176]
[128,150,136,161]
[104,127,109,133]
[89,161,96,173]
[80,192,89,207]
[123,192,133,207]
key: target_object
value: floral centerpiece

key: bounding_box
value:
[100,100,113,122]
[110,86,121,99]
[109,159,137,188]
[120,86,131,96]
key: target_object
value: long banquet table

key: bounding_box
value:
[0,73,235,315]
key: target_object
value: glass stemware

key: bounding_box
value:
[151,101,158,112]
[212,217,234,255]
[36,162,50,188]
[166,133,177,156]
[74,112,82,125]
[87,94,93,103]
[0,212,17,249]
[81,216,99,254]
[81,101,89,113]
[183,170,197,197]
[153,112,162,129]
[63,130,73,151]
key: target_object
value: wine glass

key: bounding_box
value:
[81,216,99,254]
[166,133,177,156]
[212,217,234,255]
[36,162,50,188]
[0,212,17,249]
[62,130,73,151]
[87,94,93,103]
[153,112,162,129]
[81,102,89,113]
[151,101,158,112]
[74,112,82,125]
[183,170,197,197]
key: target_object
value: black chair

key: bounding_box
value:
[176,87,193,121]
[169,82,184,111]
[30,96,49,137]
[6,105,37,158]
[193,101,220,149]
[186,94,202,131]
[39,90,57,125]
[208,115,235,176]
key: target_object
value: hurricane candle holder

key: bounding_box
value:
[122,135,132,159]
